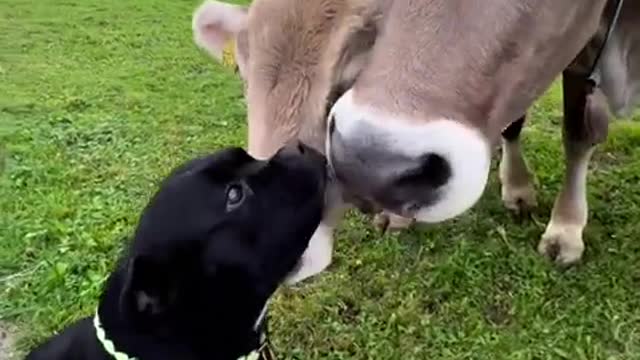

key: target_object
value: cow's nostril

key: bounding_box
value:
[297,142,306,154]
[394,153,451,189]
[421,153,450,187]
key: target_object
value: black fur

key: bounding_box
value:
[26,143,327,360]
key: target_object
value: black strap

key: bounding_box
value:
[587,0,625,86]
[258,338,278,360]
[254,311,278,360]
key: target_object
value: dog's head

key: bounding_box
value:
[116,143,326,349]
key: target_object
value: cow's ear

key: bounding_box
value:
[192,0,249,74]
[323,0,383,89]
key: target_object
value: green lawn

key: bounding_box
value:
[2,0,640,359]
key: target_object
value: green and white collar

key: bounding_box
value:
[93,310,138,360]
[93,311,266,360]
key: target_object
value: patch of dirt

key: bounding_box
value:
[0,323,17,360]
[337,298,360,324]
[485,304,509,326]
[484,299,513,327]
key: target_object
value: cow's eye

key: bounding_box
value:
[226,183,246,211]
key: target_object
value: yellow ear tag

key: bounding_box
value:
[222,39,237,70]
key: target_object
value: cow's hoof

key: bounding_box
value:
[501,182,537,215]
[538,223,584,265]
[373,212,414,233]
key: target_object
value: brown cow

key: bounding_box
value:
[193,0,639,281]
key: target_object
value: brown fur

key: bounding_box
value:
[240,0,353,158]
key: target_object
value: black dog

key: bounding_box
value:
[26,143,327,360]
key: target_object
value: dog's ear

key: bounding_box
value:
[120,255,179,319]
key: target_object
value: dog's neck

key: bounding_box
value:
[94,268,267,360]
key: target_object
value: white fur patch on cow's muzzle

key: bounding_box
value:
[326,89,491,223]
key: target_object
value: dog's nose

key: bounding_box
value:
[281,140,306,155]
[282,141,322,157]
[279,141,327,168]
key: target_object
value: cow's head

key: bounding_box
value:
[192,0,377,162]
[326,0,609,222]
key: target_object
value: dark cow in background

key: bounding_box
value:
[193,0,640,282]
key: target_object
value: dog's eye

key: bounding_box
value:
[226,183,245,211]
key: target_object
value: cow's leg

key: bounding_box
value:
[284,220,336,284]
[538,71,609,265]
[284,186,348,284]
[499,115,537,214]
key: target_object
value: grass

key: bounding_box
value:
[1,0,640,359]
